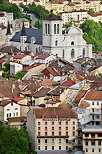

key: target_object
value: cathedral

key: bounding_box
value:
[6,13,92,62]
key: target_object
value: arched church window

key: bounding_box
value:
[62,50,65,58]
[54,24,56,34]
[83,48,85,57]
[57,24,59,34]
[71,49,75,58]
[71,41,74,45]
[55,40,58,46]
[45,24,47,34]
[48,24,50,34]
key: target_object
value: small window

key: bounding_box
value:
[73,127,75,130]
[38,132,40,136]
[83,48,85,57]
[91,140,95,145]
[52,139,54,143]
[71,41,74,45]
[71,49,75,58]
[38,122,40,125]
[38,127,40,130]
[66,146,68,150]
[98,141,101,145]
[59,127,61,130]
[38,146,40,150]
[86,149,88,152]
[45,122,47,125]
[59,121,61,125]
[59,139,61,143]
[73,132,75,136]
[52,127,54,130]
[62,50,65,58]
[52,122,54,125]
[59,146,61,150]
[7,109,10,111]
[45,139,47,143]
[66,132,68,136]
[73,121,75,125]
[54,24,56,34]
[13,113,15,116]
[45,146,47,150]
[57,24,59,34]
[85,141,88,146]
[45,132,47,136]
[85,133,89,137]
[38,139,40,143]
[9,113,11,117]
[66,127,68,130]
[99,149,101,152]
[52,132,54,136]
[59,132,61,136]
[48,24,50,34]
[92,149,94,152]
[97,115,100,119]
[92,102,94,105]
[7,114,8,117]
[45,127,47,130]
[11,103,13,106]
[55,40,58,46]
[66,139,68,143]
[52,146,54,150]
[16,112,18,116]
[66,121,68,125]
[45,24,47,34]
[97,102,99,105]
[15,108,18,110]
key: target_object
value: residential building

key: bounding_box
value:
[82,125,102,154]
[0,12,13,26]
[10,62,23,75]
[27,105,78,152]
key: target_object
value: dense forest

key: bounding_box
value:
[0,124,31,154]
[80,20,102,51]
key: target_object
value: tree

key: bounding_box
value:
[87,8,95,14]
[35,20,42,29]
[2,72,9,78]
[15,71,25,80]
[0,124,30,154]
[3,62,10,72]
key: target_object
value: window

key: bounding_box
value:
[85,133,89,137]
[66,127,68,130]
[52,127,54,130]
[45,139,47,143]
[15,108,18,110]
[71,49,75,58]
[98,141,101,145]
[66,146,68,150]
[45,24,47,34]
[7,109,10,111]
[45,122,47,125]
[59,139,61,143]
[7,113,8,117]
[13,113,15,116]
[45,127,47,130]
[52,122,54,125]
[66,139,68,143]
[9,113,11,117]
[57,24,59,34]
[92,102,94,105]
[91,140,95,146]
[73,121,75,125]
[73,127,75,130]
[59,146,61,150]
[45,132,47,136]
[99,149,101,152]
[91,134,95,138]
[16,112,18,116]
[38,127,40,130]
[45,146,47,150]
[62,50,65,58]
[54,24,56,34]
[38,146,40,150]
[59,121,61,125]
[48,24,50,34]
[11,103,13,106]
[97,102,99,105]
[52,146,54,150]
[92,108,94,112]
[98,134,102,137]
[97,115,100,119]
[52,139,54,143]
[71,41,74,45]
[38,132,40,136]
[86,149,88,152]
[55,40,58,46]
[66,132,68,136]
[92,149,94,152]
[85,141,88,146]
[38,122,40,125]
[73,132,75,136]
[38,139,40,143]
[59,127,61,130]
[83,48,85,57]
[52,132,54,136]
[59,132,61,136]
[66,121,68,125]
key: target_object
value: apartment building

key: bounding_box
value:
[27,106,78,152]
[0,12,13,26]
[82,125,102,154]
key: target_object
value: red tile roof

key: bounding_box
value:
[13,54,27,59]
[0,93,4,98]
[85,89,102,100]
[36,52,51,60]
[73,90,87,103]
[61,79,75,87]
[33,107,78,119]
[78,100,90,108]
[11,97,26,102]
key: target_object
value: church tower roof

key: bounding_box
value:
[6,21,12,35]
[21,22,26,36]
[44,13,61,21]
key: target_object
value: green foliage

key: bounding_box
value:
[80,20,102,51]
[87,8,95,14]
[15,71,25,80]
[2,72,9,78]
[35,20,42,29]
[3,62,10,72]
[0,125,30,154]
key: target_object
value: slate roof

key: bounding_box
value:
[11,28,42,45]
[44,13,62,21]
